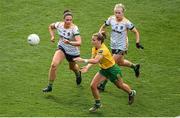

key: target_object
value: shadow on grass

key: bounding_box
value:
[43,94,62,104]
[88,111,104,116]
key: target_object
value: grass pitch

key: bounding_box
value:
[0,0,180,117]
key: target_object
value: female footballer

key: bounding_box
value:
[98,3,144,91]
[74,32,136,112]
[43,10,82,92]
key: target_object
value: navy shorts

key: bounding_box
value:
[58,46,80,62]
[112,49,127,55]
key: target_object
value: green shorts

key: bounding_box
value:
[99,64,122,83]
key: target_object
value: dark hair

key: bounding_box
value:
[93,31,106,43]
[63,10,73,19]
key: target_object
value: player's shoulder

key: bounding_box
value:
[108,15,116,20]
[102,43,108,49]
[100,44,109,53]
[54,21,63,28]
[122,17,131,23]
[92,47,97,51]
[71,23,78,29]
[91,47,97,54]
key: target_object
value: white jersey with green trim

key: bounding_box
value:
[105,16,134,51]
[54,22,80,55]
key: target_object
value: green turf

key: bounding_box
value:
[0,0,180,117]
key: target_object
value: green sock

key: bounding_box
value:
[48,80,54,87]
[75,71,81,78]
[101,80,108,87]
[95,100,101,106]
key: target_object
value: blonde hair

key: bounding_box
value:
[114,3,126,12]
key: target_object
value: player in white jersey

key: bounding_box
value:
[98,3,144,91]
[43,10,82,92]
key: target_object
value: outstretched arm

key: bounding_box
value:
[74,54,103,64]
[74,55,103,73]
[80,64,93,73]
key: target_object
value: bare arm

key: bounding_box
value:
[131,27,144,49]
[74,55,102,64]
[99,23,107,33]
[80,63,93,73]
[71,35,82,46]
[85,54,103,64]
[83,55,94,69]
[63,35,82,46]
[131,27,140,43]
[48,23,56,42]
[74,55,103,73]
[79,55,94,73]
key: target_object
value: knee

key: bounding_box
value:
[50,63,58,71]
[90,83,97,90]
[69,64,79,72]
[69,64,76,71]
[69,65,74,71]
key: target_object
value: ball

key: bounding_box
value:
[27,34,40,46]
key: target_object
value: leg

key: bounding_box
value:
[69,62,82,85]
[49,50,65,81]
[43,50,65,92]
[114,76,136,105]
[113,54,140,77]
[91,72,107,100]
[89,72,107,112]
[114,77,132,93]
[113,54,133,67]
[97,79,108,92]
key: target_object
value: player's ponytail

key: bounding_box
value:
[93,31,106,43]
[97,31,106,43]
[101,31,106,40]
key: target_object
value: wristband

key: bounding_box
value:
[84,59,88,63]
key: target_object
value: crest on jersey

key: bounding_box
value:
[120,26,124,30]
[115,26,118,30]
[98,50,103,54]
[67,32,71,36]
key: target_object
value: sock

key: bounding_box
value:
[75,71,81,78]
[48,80,54,87]
[101,80,108,88]
[129,90,134,96]
[95,100,101,106]
[130,64,136,69]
